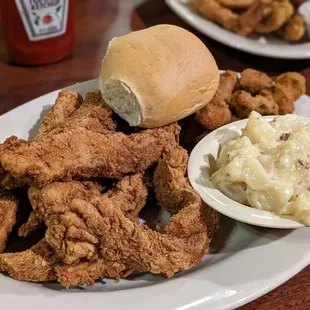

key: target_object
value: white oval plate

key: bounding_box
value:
[188,113,310,229]
[1,80,310,310]
[166,0,310,59]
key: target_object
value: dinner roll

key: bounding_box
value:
[99,24,219,128]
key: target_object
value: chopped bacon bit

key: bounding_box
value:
[307,185,310,191]
[299,159,310,169]
[280,133,290,141]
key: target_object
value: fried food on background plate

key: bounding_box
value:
[195,70,238,130]
[239,68,273,94]
[192,0,239,31]
[255,0,294,33]
[217,0,255,9]
[236,0,273,36]
[231,89,279,118]
[0,189,18,253]
[195,69,306,127]
[277,13,306,41]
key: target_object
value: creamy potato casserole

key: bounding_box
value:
[211,111,310,226]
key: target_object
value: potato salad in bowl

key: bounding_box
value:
[211,111,310,226]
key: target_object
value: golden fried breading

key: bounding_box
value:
[239,68,273,94]
[0,124,180,187]
[218,0,255,9]
[231,90,279,118]
[255,0,294,33]
[38,90,83,135]
[154,147,220,240]
[29,181,104,221]
[65,90,117,132]
[277,14,306,42]
[192,0,238,30]
[55,258,126,288]
[0,240,59,282]
[18,212,42,237]
[45,148,219,282]
[0,189,18,253]
[276,72,306,100]
[195,70,238,130]
[153,147,188,215]
[237,0,273,36]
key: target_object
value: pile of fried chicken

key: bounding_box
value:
[0,90,220,287]
[0,68,306,288]
[192,0,309,42]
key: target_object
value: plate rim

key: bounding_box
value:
[165,0,310,59]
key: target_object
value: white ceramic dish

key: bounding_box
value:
[1,79,310,310]
[188,113,310,229]
[166,0,310,59]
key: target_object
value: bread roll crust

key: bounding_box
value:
[100,24,219,128]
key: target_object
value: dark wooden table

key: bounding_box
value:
[0,0,309,309]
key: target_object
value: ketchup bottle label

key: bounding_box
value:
[14,0,70,42]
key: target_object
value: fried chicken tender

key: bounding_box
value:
[55,258,126,288]
[5,175,147,286]
[0,189,18,253]
[277,13,306,42]
[231,90,279,118]
[62,90,117,132]
[45,147,219,283]
[237,0,273,36]
[38,90,83,135]
[0,240,59,282]
[239,68,273,94]
[29,174,147,223]
[45,197,208,280]
[154,147,220,240]
[192,0,238,31]
[255,0,294,33]
[1,91,114,190]
[0,123,180,187]
[217,0,255,9]
[195,70,238,130]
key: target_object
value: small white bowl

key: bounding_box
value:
[299,1,310,37]
[188,116,306,229]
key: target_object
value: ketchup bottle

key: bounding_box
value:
[0,0,75,65]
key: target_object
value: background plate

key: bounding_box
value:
[0,80,310,310]
[166,0,310,59]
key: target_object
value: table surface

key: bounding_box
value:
[0,0,310,309]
